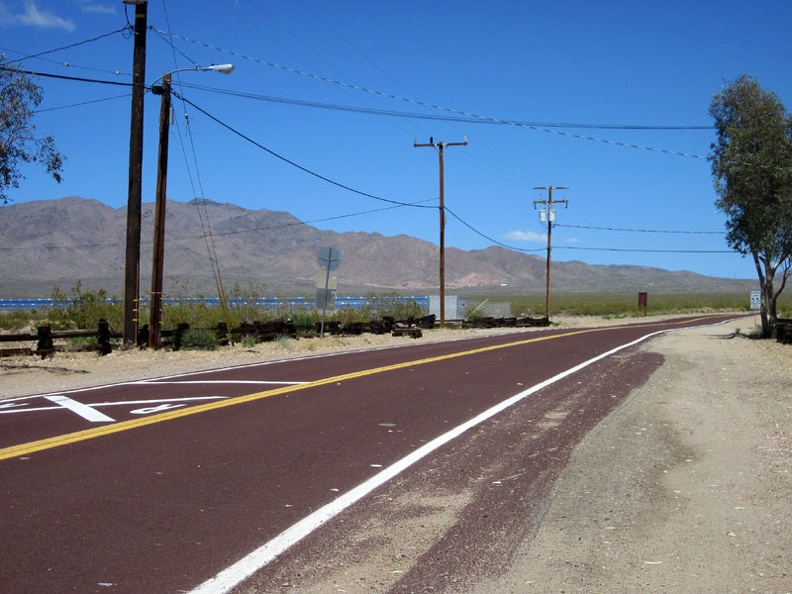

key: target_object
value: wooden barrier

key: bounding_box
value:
[0,319,119,358]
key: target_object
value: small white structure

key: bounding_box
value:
[428,295,467,320]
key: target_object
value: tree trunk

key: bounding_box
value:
[753,253,772,337]
[754,252,787,338]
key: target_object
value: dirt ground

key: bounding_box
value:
[474,318,792,594]
[1,315,790,593]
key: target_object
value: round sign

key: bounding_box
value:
[317,247,342,271]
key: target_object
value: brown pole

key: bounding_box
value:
[149,73,171,349]
[123,1,147,349]
[413,137,467,328]
[545,187,553,320]
[438,144,446,327]
[533,186,569,323]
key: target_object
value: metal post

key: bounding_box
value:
[123,0,147,349]
[414,137,467,328]
[149,73,171,349]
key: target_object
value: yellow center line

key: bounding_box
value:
[0,318,702,462]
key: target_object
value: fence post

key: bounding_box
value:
[98,319,112,355]
[36,326,54,359]
[173,323,190,351]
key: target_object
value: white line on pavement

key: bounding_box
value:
[44,395,115,423]
[187,330,666,594]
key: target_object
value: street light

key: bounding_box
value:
[148,64,234,349]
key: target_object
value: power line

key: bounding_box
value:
[0,67,133,87]
[0,45,131,77]
[155,29,711,131]
[175,83,711,130]
[444,207,544,253]
[176,93,435,209]
[557,223,726,234]
[558,245,734,254]
[155,28,712,159]
[9,27,128,63]
[33,93,131,113]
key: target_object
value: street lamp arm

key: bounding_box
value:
[150,63,234,87]
[147,62,233,349]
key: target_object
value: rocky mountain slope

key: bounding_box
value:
[0,196,753,298]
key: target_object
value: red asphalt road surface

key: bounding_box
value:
[0,315,740,593]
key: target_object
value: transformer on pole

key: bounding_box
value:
[533,186,569,322]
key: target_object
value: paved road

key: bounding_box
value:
[0,315,740,593]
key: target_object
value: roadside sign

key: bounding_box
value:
[750,290,761,310]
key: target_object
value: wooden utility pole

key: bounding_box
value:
[533,186,569,322]
[122,0,147,349]
[414,137,467,327]
[148,73,172,349]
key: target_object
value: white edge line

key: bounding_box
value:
[188,329,667,594]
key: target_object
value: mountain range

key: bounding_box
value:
[0,196,754,299]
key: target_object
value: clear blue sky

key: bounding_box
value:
[2,0,790,281]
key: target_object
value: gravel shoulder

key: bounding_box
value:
[2,315,790,593]
[479,319,792,594]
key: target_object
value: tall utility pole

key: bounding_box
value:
[148,72,171,350]
[122,0,148,349]
[148,64,234,349]
[533,185,569,322]
[414,137,467,327]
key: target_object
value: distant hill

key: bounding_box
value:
[0,196,754,298]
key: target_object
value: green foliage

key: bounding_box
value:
[224,282,268,327]
[0,308,34,331]
[463,302,487,321]
[709,75,792,258]
[47,282,121,331]
[0,57,65,204]
[161,299,216,330]
[709,74,792,335]
[290,310,319,329]
[332,293,426,324]
[178,328,219,351]
[3,287,764,345]
[275,336,295,350]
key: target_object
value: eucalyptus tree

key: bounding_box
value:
[0,56,64,204]
[709,75,792,337]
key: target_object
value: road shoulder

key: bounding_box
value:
[482,320,791,593]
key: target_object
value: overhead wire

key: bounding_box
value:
[556,223,726,234]
[558,245,734,254]
[4,66,724,257]
[158,0,232,324]
[6,29,729,260]
[32,93,131,113]
[174,82,712,130]
[10,28,128,63]
[153,28,712,160]
[175,93,436,209]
